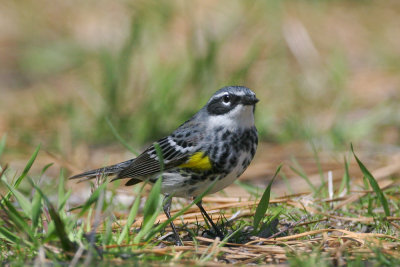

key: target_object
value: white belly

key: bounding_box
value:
[205,151,251,195]
[161,151,252,198]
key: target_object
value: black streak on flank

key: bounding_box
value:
[222,130,231,140]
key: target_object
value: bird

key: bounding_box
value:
[70,86,259,246]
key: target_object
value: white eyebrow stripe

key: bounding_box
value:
[211,91,247,100]
[212,92,229,99]
[235,92,246,96]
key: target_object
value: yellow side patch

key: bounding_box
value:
[179,152,212,171]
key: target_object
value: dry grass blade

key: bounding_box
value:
[390,222,400,230]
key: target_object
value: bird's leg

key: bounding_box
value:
[196,200,224,240]
[162,195,183,246]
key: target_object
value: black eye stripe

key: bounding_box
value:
[207,94,241,115]
[226,94,240,105]
[223,95,231,103]
[205,86,257,115]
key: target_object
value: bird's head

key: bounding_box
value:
[204,86,258,129]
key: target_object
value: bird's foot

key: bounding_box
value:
[202,229,225,241]
[175,237,184,246]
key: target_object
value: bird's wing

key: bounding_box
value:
[115,124,203,180]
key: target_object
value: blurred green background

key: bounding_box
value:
[1,0,399,160]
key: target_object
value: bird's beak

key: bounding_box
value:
[242,95,259,105]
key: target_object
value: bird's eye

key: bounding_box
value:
[222,95,231,103]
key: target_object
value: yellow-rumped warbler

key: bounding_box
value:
[70,86,258,245]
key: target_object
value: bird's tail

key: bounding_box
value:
[69,159,134,182]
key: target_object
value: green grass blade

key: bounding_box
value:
[0,134,6,159]
[363,175,370,190]
[290,165,316,193]
[2,145,40,205]
[14,144,41,188]
[31,162,52,230]
[290,156,317,193]
[103,218,113,246]
[58,169,65,209]
[145,178,220,243]
[69,181,108,217]
[0,226,22,244]
[280,172,293,195]
[253,164,282,232]
[117,184,145,245]
[310,141,326,190]
[133,207,161,245]
[106,117,139,156]
[3,144,40,202]
[45,220,56,240]
[338,156,350,195]
[0,196,35,242]
[141,177,162,228]
[47,204,75,253]
[28,178,75,252]
[31,190,42,230]
[131,143,165,244]
[153,142,164,172]
[234,180,260,197]
[86,207,93,232]
[351,144,390,216]
[40,163,54,176]
[58,189,71,212]
[2,180,32,218]
[344,156,351,193]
